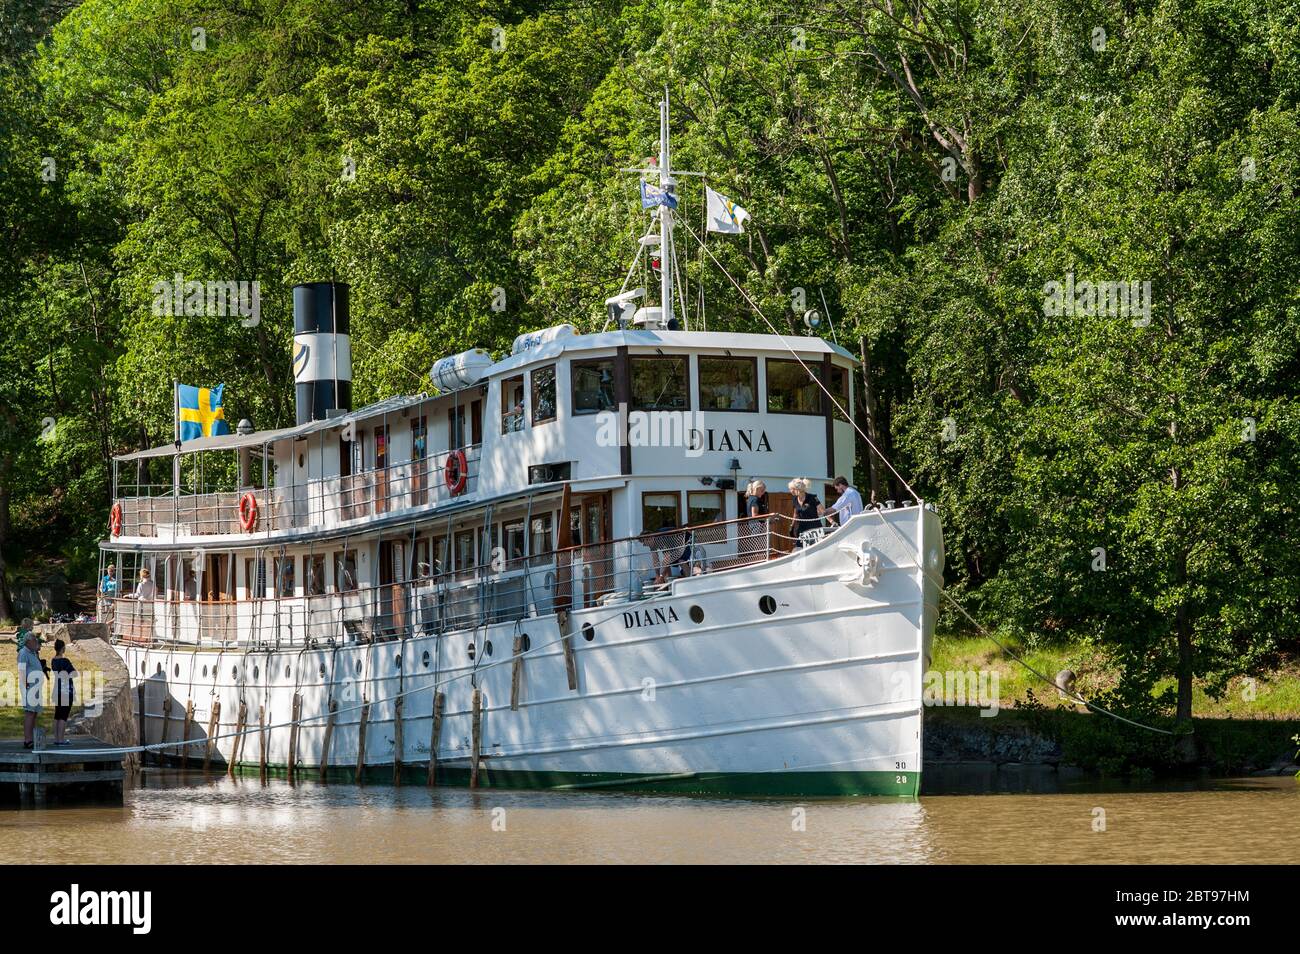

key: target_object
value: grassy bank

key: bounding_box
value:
[929,632,1300,776]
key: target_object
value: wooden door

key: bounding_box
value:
[410,417,428,507]
[581,492,613,604]
[374,426,390,514]
[378,540,406,636]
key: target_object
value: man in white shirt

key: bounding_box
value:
[825,477,864,528]
[18,630,46,749]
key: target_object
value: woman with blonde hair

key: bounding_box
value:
[788,477,825,545]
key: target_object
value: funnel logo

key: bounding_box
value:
[49,884,151,934]
[293,341,310,380]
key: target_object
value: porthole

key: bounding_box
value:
[520,634,531,652]
[156,662,163,674]
[759,595,777,615]
[232,666,239,680]
[202,665,208,678]
[421,651,431,668]
[284,664,291,678]
[174,664,180,677]
[355,660,362,675]
[467,642,476,660]
[140,662,146,675]
[689,605,704,624]
[252,665,259,681]
[394,655,402,670]
[484,641,493,657]
[582,623,595,642]
[319,663,327,679]
[298,453,305,467]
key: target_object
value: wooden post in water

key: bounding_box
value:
[557,610,578,691]
[258,704,268,781]
[319,699,338,783]
[181,699,194,770]
[203,699,221,773]
[136,683,146,747]
[470,688,482,789]
[287,693,302,784]
[511,635,524,710]
[228,701,247,778]
[393,696,404,786]
[427,692,444,786]
[355,701,370,784]
[161,696,173,756]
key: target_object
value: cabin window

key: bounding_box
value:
[641,492,682,534]
[503,520,526,562]
[501,376,526,433]
[630,356,689,411]
[569,507,583,546]
[448,406,467,449]
[571,359,616,414]
[244,558,269,600]
[305,554,326,596]
[335,551,358,592]
[530,513,554,556]
[531,364,557,425]
[698,357,757,411]
[830,364,850,420]
[275,556,296,597]
[431,538,447,577]
[374,425,389,469]
[766,358,822,415]
[413,539,432,579]
[687,491,724,526]
[455,529,476,570]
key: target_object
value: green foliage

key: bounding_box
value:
[1,0,1297,727]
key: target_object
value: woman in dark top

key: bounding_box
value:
[788,478,824,545]
[50,638,76,746]
[745,479,769,518]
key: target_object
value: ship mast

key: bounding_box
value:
[658,88,675,326]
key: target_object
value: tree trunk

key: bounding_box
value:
[857,336,882,503]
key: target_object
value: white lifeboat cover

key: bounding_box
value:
[430,348,493,392]
[511,324,576,356]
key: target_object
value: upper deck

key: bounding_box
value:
[107,327,857,548]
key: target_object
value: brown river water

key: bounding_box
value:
[2,771,1296,864]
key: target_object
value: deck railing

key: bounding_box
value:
[114,444,483,539]
[108,513,812,649]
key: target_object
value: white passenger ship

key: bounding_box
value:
[101,96,944,796]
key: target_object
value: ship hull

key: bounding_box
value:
[117,507,943,798]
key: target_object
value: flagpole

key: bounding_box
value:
[659,87,674,326]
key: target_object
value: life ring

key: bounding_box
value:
[238,492,259,532]
[109,503,123,537]
[444,449,468,495]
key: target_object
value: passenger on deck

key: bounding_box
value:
[824,476,864,529]
[788,478,824,546]
[18,629,47,749]
[134,567,157,600]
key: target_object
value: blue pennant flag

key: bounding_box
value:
[640,179,678,210]
[177,383,231,442]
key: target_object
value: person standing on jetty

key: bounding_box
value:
[50,639,76,746]
[17,629,48,750]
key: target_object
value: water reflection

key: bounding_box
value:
[1,770,1294,864]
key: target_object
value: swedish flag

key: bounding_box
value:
[177,384,230,441]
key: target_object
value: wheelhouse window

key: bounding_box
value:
[501,375,525,433]
[766,358,822,414]
[698,357,756,411]
[503,520,526,562]
[531,364,557,424]
[687,491,724,526]
[830,364,850,421]
[630,356,689,411]
[244,558,268,600]
[641,492,682,534]
[571,358,616,414]
[530,513,554,556]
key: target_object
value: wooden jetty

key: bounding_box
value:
[0,739,125,807]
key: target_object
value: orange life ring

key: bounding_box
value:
[444,449,468,495]
[109,503,123,537]
[238,492,259,532]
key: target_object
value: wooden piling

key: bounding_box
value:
[319,699,337,783]
[161,696,173,754]
[355,701,370,784]
[181,699,194,770]
[203,699,221,773]
[470,688,482,789]
[427,692,444,787]
[558,610,578,691]
[228,701,247,778]
[258,704,268,781]
[287,693,302,784]
[393,696,404,786]
[511,635,524,710]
